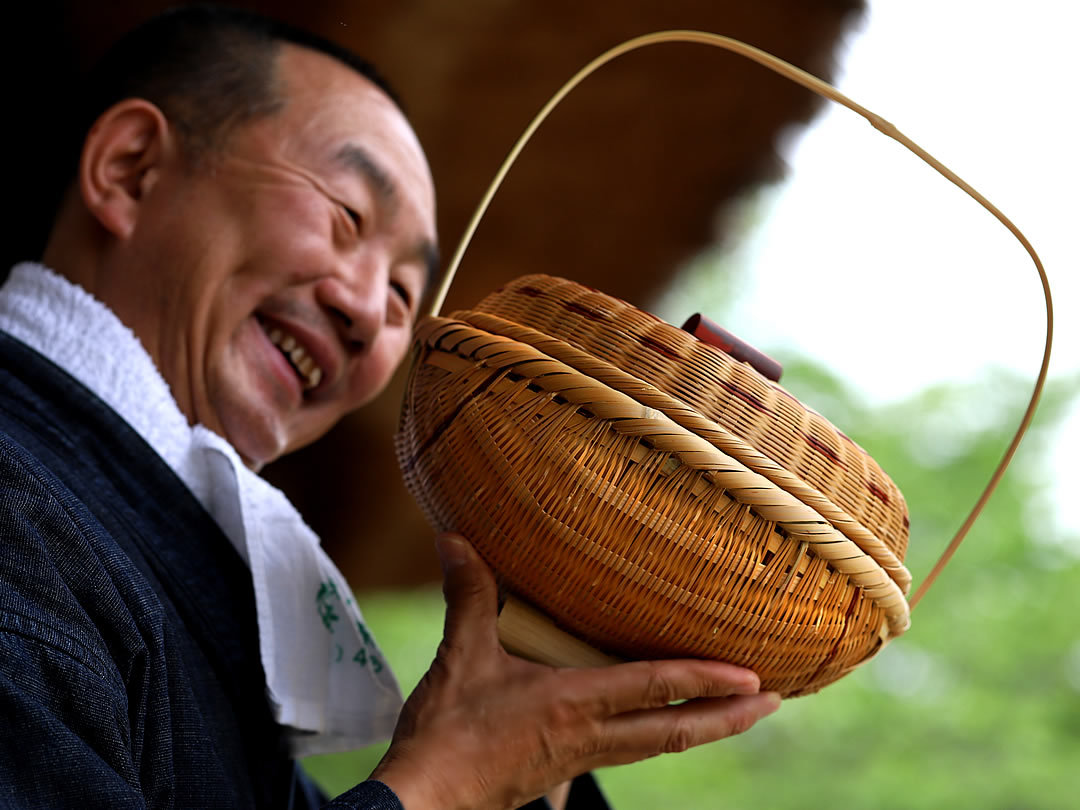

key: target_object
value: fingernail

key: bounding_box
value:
[735,673,761,696]
[435,533,468,573]
[760,692,782,714]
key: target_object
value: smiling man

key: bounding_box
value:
[0,6,779,810]
[43,30,437,468]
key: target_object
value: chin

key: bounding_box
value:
[218,413,291,471]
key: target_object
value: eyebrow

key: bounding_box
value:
[335,143,397,205]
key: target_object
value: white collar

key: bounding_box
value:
[0,262,403,755]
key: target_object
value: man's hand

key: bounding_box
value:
[371,534,781,810]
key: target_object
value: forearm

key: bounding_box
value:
[364,535,780,810]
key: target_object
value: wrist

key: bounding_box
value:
[370,754,444,810]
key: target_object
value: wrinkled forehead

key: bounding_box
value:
[270,44,435,218]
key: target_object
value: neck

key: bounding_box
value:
[41,189,114,304]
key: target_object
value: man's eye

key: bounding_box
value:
[340,203,362,230]
[390,280,413,310]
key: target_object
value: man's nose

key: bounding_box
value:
[317,257,387,352]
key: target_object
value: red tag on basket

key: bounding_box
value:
[681,314,783,382]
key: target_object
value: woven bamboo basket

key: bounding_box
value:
[395,33,1052,698]
[399,276,911,695]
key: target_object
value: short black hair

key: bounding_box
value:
[7,4,404,280]
[75,4,401,164]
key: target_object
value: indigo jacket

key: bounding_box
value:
[0,330,399,808]
[0,331,610,810]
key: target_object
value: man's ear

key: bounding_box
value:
[78,98,176,241]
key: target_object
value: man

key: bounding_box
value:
[0,6,780,809]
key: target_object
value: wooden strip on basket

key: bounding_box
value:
[499,595,624,668]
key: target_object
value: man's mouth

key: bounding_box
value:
[261,321,324,391]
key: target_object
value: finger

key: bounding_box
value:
[573,658,762,716]
[436,533,501,653]
[598,692,782,763]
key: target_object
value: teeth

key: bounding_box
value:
[263,321,324,391]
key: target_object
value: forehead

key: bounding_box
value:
[260,44,436,228]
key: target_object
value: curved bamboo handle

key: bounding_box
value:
[429,30,1053,609]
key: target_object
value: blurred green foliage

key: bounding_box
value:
[303,360,1079,809]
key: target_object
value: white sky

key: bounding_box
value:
[656,0,1077,536]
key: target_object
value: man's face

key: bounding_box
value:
[114,45,437,468]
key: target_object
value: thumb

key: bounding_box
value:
[436,533,501,651]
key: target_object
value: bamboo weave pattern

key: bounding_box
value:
[397,275,912,696]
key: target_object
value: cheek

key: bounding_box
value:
[238,190,332,277]
[350,331,413,406]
